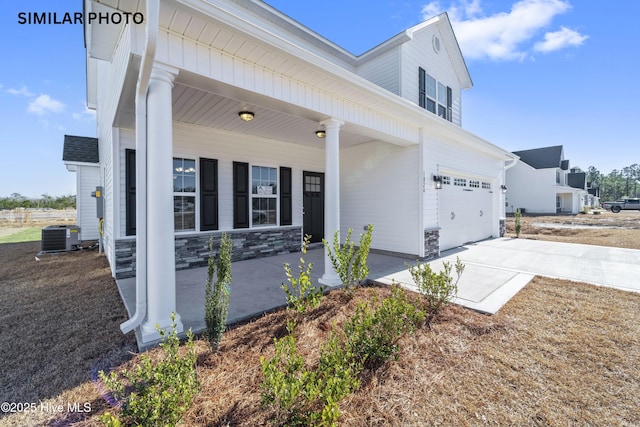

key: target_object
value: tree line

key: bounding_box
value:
[577,164,640,202]
[0,193,76,210]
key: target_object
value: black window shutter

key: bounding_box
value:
[446,86,453,122]
[125,149,136,236]
[233,161,249,228]
[280,166,292,226]
[200,158,218,231]
[418,67,426,109]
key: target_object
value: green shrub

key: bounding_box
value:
[409,257,465,315]
[514,208,522,237]
[282,234,324,313]
[343,286,425,370]
[323,224,373,292]
[260,321,360,426]
[205,233,233,350]
[99,314,199,426]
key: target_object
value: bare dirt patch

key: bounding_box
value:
[505,210,640,249]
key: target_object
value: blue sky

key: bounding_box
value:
[1,0,638,198]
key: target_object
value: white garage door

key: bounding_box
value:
[439,176,494,251]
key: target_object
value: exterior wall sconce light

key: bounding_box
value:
[501,185,508,194]
[433,175,443,190]
[238,111,254,121]
[315,130,326,138]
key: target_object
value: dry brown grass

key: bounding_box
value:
[2,215,640,426]
[505,211,640,249]
[0,241,136,427]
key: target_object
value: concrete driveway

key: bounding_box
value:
[377,238,640,314]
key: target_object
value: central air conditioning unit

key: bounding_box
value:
[40,225,81,253]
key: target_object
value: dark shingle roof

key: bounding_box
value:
[512,145,565,169]
[63,135,99,164]
[568,172,586,189]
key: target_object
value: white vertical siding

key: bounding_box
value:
[340,141,421,256]
[400,27,463,126]
[76,166,101,240]
[356,48,400,96]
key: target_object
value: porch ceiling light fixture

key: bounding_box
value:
[315,130,326,138]
[501,184,508,194]
[238,111,254,122]
[433,175,443,190]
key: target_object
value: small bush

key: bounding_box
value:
[205,233,233,350]
[409,257,465,315]
[282,234,324,313]
[261,321,360,426]
[99,314,199,426]
[343,286,425,369]
[323,224,373,292]
[514,208,522,237]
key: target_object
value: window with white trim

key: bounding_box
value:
[173,158,196,231]
[251,165,277,226]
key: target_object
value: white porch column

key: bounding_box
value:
[319,118,344,287]
[141,64,183,341]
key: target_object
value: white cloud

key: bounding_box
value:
[72,104,96,122]
[534,26,588,52]
[28,94,66,115]
[7,85,35,97]
[422,1,444,18]
[422,0,587,61]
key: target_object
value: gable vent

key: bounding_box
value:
[433,35,441,53]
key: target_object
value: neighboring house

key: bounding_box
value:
[506,145,588,214]
[62,135,100,240]
[587,187,600,208]
[82,0,516,344]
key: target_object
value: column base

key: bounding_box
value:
[319,275,342,288]
[140,313,184,344]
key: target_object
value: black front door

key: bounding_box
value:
[303,171,324,243]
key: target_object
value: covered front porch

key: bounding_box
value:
[115,244,533,350]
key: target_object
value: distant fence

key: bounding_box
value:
[0,209,77,224]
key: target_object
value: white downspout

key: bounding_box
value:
[501,156,519,218]
[120,0,158,334]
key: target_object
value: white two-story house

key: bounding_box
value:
[80,0,516,344]
[506,145,589,214]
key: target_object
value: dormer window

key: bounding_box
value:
[419,67,452,122]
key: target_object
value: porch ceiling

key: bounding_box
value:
[115,63,376,148]
[171,82,372,148]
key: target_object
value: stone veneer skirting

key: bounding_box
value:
[499,219,506,237]
[114,226,302,279]
[424,228,440,260]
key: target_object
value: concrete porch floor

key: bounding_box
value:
[116,237,640,349]
[116,243,535,349]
